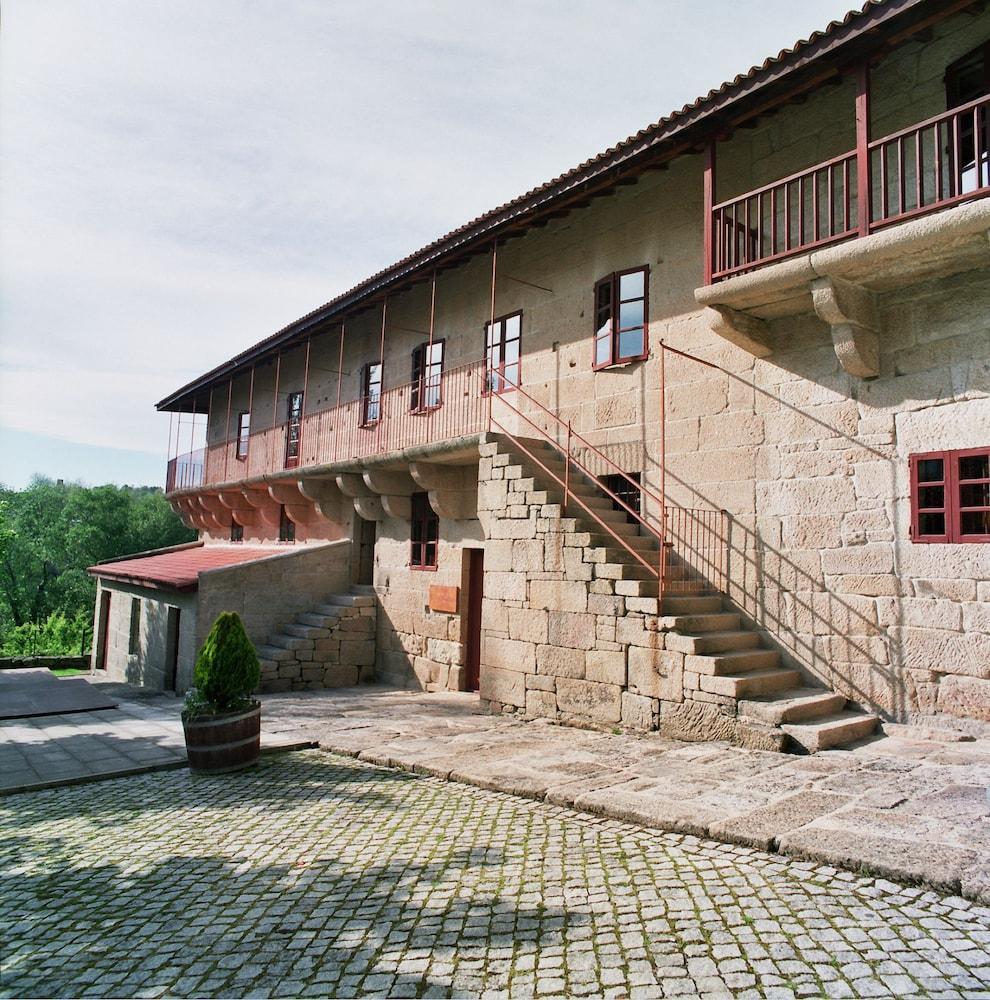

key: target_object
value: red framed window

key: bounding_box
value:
[411,341,444,412]
[410,491,439,569]
[484,311,522,395]
[278,504,296,543]
[284,391,303,468]
[236,411,250,460]
[361,362,382,426]
[593,267,649,369]
[910,447,990,543]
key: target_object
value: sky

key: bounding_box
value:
[0,0,854,490]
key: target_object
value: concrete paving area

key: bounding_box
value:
[2,751,989,999]
[259,687,990,904]
[0,677,308,794]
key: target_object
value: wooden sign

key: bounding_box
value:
[429,585,459,614]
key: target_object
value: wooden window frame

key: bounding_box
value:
[483,310,523,396]
[945,41,990,110]
[284,391,303,469]
[235,411,251,461]
[361,361,383,427]
[910,447,990,544]
[410,339,445,413]
[592,266,649,370]
[410,491,439,570]
[278,504,296,543]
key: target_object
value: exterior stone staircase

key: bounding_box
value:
[256,587,376,693]
[491,434,878,752]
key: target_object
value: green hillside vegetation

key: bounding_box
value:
[0,478,196,656]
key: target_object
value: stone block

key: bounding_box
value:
[508,607,549,644]
[587,593,625,616]
[323,664,359,687]
[529,579,588,613]
[484,635,536,673]
[659,699,737,743]
[585,649,626,686]
[512,539,544,571]
[427,638,463,665]
[555,678,622,724]
[536,644,585,678]
[547,611,596,651]
[485,572,528,602]
[526,689,558,719]
[484,539,514,572]
[628,647,683,702]
[526,673,555,691]
[821,543,894,576]
[479,664,526,708]
[621,691,658,730]
[937,674,990,722]
[340,640,375,666]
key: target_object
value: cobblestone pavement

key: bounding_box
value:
[2,751,989,999]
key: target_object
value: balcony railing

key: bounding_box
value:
[168,358,487,492]
[710,93,990,281]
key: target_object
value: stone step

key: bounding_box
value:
[299,612,342,628]
[661,612,741,633]
[782,710,879,753]
[351,585,376,596]
[268,633,314,651]
[685,648,781,676]
[325,593,375,608]
[703,668,802,698]
[665,629,762,655]
[585,531,658,552]
[283,622,331,640]
[310,604,346,617]
[615,579,659,598]
[738,688,847,725]
[256,644,294,663]
[661,595,723,615]
[595,561,655,581]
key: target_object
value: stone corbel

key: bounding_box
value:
[429,489,478,520]
[268,481,318,525]
[364,470,417,496]
[410,462,478,520]
[354,496,386,521]
[297,477,347,523]
[810,276,881,378]
[705,305,772,358]
[335,473,375,498]
[169,498,198,531]
[190,496,224,532]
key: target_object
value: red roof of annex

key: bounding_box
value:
[89,544,281,592]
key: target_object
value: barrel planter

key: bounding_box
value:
[182,702,261,774]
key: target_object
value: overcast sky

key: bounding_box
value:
[1,0,853,489]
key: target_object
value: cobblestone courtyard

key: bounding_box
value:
[2,751,989,999]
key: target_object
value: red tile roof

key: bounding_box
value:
[89,545,281,592]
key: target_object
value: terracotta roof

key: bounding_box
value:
[158,0,935,412]
[89,545,281,592]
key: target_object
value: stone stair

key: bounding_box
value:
[256,590,376,693]
[491,434,878,753]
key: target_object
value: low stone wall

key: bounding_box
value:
[0,655,90,671]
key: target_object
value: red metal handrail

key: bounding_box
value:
[710,92,990,281]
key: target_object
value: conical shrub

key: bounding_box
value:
[194,611,261,712]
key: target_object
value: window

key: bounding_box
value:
[485,312,522,394]
[128,597,141,655]
[410,491,439,569]
[945,42,990,193]
[230,519,244,543]
[278,504,296,543]
[361,362,382,426]
[236,411,251,460]
[593,267,649,369]
[284,391,303,468]
[411,341,444,412]
[910,447,990,543]
[600,472,642,524]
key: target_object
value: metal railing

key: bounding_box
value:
[165,448,205,492]
[485,368,728,599]
[711,93,990,280]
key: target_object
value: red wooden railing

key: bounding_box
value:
[171,358,488,492]
[710,92,990,280]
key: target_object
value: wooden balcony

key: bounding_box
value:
[167,358,487,494]
[706,92,990,283]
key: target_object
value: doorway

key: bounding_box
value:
[96,590,111,671]
[164,607,181,692]
[462,549,484,692]
[356,518,377,586]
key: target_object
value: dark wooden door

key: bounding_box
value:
[97,591,111,671]
[357,519,376,585]
[464,549,484,692]
[165,607,180,691]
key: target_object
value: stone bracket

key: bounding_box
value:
[811,276,881,379]
[705,305,772,358]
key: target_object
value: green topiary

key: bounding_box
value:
[192,611,261,714]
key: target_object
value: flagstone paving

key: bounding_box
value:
[2,750,989,999]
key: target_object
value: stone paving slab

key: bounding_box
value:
[0,683,311,794]
[2,750,989,999]
[259,686,990,903]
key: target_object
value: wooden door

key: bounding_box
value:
[463,549,484,692]
[165,607,181,691]
[357,519,376,585]
[96,591,111,671]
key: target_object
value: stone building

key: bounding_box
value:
[92,0,990,751]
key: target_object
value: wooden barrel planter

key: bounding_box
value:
[182,703,261,774]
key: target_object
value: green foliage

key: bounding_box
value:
[0,610,92,657]
[0,479,196,654]
[192,612,260,714]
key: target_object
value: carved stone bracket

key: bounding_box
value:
[705,305,772,358]
[410,461,479,520]
[354,496,386,521]
[269,481,319,526]
[811,276,881,378]
[297,477,347,524]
